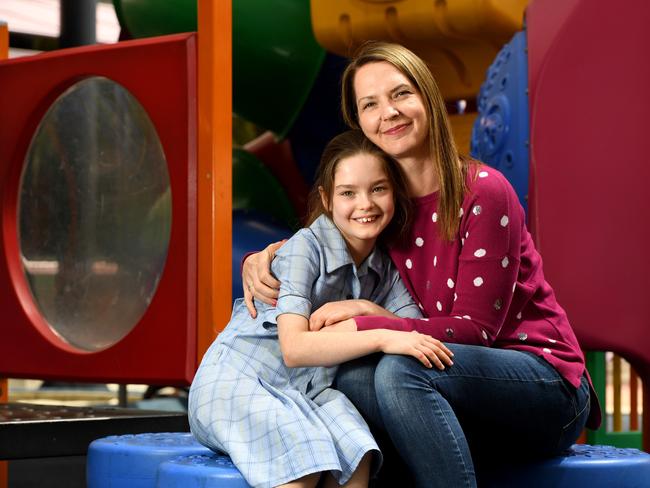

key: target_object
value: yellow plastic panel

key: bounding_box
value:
[311,0,528,100]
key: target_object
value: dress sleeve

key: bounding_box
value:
[356,171,523,345]
[377,261,423,319]
[271,232,321,321]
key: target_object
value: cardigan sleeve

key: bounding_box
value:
[356,170,524,345]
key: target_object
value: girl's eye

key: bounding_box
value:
[340,190,354,197]
[372,186,387,193]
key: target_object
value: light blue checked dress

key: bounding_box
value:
[188,215,422,488]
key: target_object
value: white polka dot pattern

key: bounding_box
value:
[406,259,413,269]
[365,165,587,392]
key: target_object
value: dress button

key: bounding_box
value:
[494,298,502,310]
[445,328,454,338]
[518,332,528,341]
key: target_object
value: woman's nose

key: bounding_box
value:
[382,103,399,121]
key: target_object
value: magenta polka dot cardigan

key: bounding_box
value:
[355,165,601,428]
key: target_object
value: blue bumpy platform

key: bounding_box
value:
[86,432,212,488]
[483,444,650,487]
[157,454,250,487]
[86,433,650,487]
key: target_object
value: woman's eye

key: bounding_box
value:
[395,90,411,98]
[361,101,376,111]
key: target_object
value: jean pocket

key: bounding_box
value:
[556,377,590,452]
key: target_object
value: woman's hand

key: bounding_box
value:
[309,300,373,331]
[242,240,286,317]
[318,318,358,332]
[379,330,454,370]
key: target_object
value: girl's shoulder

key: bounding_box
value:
[274,215,346,265]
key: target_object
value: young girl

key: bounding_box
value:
[188,130,454,488]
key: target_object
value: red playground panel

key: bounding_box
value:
[0,34,198,385]
[527,0,650,444]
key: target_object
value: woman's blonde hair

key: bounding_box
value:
[341,41,470,241]
[306,129,412,246]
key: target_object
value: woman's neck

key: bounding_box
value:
[397,155,440,197]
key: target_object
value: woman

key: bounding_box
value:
[243,42,600,487]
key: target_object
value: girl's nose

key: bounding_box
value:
[358,193,374,209]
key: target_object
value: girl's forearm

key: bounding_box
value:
[282,330,384,368]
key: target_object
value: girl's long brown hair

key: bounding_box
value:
[306,130,412,246]
[341,41,472,241]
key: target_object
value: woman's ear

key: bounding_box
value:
[319,186,331,212]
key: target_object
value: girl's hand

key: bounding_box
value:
[310,300,371,331]
[380,330,454,370]
[243,240,286,317]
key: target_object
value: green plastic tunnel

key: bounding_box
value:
[113,0,325,138]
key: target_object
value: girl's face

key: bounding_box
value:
[321,152,395,265]
[353,61,429,162]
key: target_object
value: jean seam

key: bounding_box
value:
[428,392,474,488]
[427,373,565,386]
[391,378,474,488]
[561,388,590,431]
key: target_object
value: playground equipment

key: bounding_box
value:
[1,2,649,486]
[526,0,650,450]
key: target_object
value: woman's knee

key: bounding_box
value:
[374,355,442,407]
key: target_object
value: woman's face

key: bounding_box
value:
[353,61,429,162]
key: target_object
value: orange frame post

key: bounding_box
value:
[1,20,9,488]
[196,0,232,363]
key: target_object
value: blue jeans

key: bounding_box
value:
[335,344,591,488]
